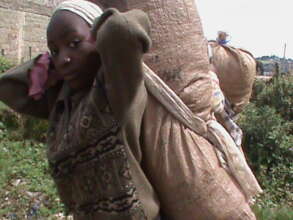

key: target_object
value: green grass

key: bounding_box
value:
[0,125,65,219]
[0,101,7,110]
[253,205,293,220]
[0,123,292,219]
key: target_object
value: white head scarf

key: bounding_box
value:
[52,0,103,26]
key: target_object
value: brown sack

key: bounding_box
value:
[209,41,256,113]
[142,95,257,220]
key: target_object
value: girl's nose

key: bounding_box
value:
[64,57,71,64]
[55,50,71,69]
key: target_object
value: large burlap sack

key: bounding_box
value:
[142,66,260,220]
[209,41,257,113]
[142,94,257,220]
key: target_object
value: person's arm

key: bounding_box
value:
[0,57,59,119]
[92,8,151,126]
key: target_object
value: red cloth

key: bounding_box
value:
[28,52,62,100]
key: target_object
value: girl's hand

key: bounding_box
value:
[91,8,151,55]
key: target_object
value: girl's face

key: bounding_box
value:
[47,11,100,90]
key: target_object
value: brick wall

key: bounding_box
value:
[0,0,67,64]
[21,12,50,62]
[0,8,24,62]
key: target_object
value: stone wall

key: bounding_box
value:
[0,0,65,64]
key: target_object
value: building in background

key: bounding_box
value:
[257,55,293,75]
[0,0,65,64]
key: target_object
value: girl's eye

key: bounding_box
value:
[50,49,58,57]
[69,39,81,48]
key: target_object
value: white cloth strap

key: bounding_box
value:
[208,44,213,60]
[143,63,207,136]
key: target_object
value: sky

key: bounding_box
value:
[196,0,293,58]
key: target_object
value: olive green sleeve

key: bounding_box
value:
[92,8,152,161]
[93,8,151,126]
[0,57,56,119]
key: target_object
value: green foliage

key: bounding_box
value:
[0,125,63,218]
[255,74,293,120]
[0,105,60,218]
[253,205,293,220]
[239,74,293,208]
[0,107,48,141]
[0,56,13,74]
[21,116,48,142]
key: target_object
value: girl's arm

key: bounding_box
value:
[93,8,151,126]
[0,56,60,119]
